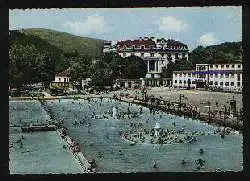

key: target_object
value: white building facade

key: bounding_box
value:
[50,69,71,89]
[172,70,197,89]
[54,75,70,83]
[172,63,242,92]
[104,37,189,79]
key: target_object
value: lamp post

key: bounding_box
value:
[201,101,211,122]
[179,94,188,111]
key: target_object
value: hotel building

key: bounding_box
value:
[104,37,189,79]
[172,63,242,92]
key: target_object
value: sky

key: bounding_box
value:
[9,7,242,50]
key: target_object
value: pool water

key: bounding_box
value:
[9,100,83,174]
[42,98,243,172]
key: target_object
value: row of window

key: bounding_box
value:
[196,64,242,71]
[122,45,186,50]
[209,64,241,69]
[174,73,241,80]
[174,80,196,84]
[174,80,241,87]
[58,78,69,82]
[209,81,241,87]
[122,52,186,58]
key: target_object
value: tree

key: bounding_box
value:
[9,31,58,90]
[123,55,147,79]
[173,58,193,71]
[161,60,175,78]
[189,41,242,66]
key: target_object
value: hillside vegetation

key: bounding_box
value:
[23,28,104,58]
[9,30,61,89]
[9,28,242,90]
[162,41,242,78]
[189,41,242,66]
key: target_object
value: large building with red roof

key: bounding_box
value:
[103,37,189,79]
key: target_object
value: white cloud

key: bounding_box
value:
[157,16,189,33]
[199,32,219,46]
[63,14,111,35]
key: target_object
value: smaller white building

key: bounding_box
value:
[82,78,91,89]
[173,70,197,89]
[54,74,70,83]
[50,69,71,89]
[172,63,242,92]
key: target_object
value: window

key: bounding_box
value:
[141,45,145,49]
[237,74,240,81]
[188,73,191,77]
[141,53,144,57]
[161,53,164,57]
[199,66,206,70]
[64,78,66,82]
[179,80,182,84]
[220,82,223,86]
[221,65,224,68]
[210,65,213,68]
[175,53,179,59]
[175,80,177,83]
[215,74,218,78]
[226,64,229,68]
[192,81,195,84]
[232,65,235,68]
[225,82,229,86]
[237,82,240,87]
[179,74,182,77]
[150,53,154,57]
[209,81,213,85]
[132,45,135,49]
[225,74,229,78]
[198,74,205,78]
[184,80,186,84]
[215,65,218,68]
[123,53,126,57]
[220,74,223,78]
[238,64,241,68]
[215,81,218,85]
[231,74,234,78]
[210,74,213,78]
[231,82,234,86]
[58,78,61,82]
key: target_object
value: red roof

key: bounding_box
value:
[116,38,188,50]
[56,69,70,77]
[117,39,156,49]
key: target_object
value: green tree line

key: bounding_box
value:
[9,30,242,91]
[162,41,242,78]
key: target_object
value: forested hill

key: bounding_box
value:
[189,41,242,66]
[23,28,105,58]
[9,30,62,88]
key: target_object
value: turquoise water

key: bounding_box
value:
[9,100,83,174]
[43,98,243,172]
